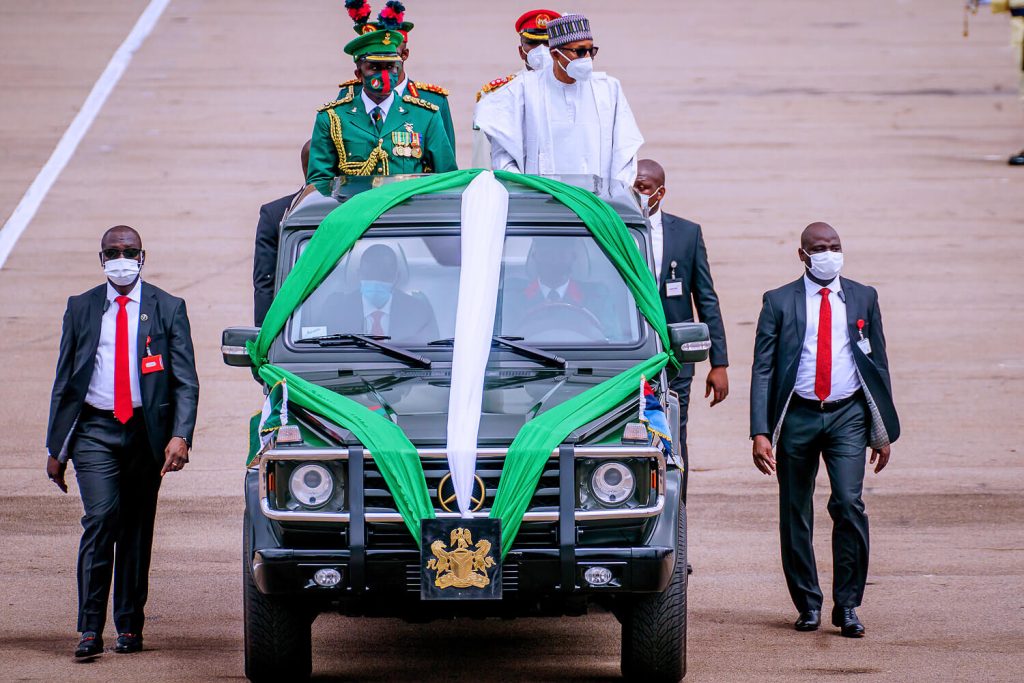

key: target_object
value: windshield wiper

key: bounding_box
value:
[296,333,431,368]
[427,336,566,369]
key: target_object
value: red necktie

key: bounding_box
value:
[369,310,385,336]
[814,287,832,402]
[113,295,133,424]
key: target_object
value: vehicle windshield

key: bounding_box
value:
[287,232,643,347]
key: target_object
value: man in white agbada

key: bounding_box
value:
[474,13,644,184]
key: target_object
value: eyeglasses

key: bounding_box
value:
[102,247,142,259]
[557,46,599,58]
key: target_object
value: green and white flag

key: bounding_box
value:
[248,380,288,465]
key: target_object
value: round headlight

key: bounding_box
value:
[289,463,334,509]
[590,461,635,506]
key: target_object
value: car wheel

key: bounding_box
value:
[243,512,313,682]
[620,501,687,681]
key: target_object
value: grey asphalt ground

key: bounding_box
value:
[0,1,1022,680]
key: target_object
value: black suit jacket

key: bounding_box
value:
[749,275,899,443]
[253,191,300,326]
[321,289,440,342]
[659,214,728,378]
[47,282,200,463]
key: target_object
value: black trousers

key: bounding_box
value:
[71,408,162,634]
[669,376,692,500]
[776,395,870,612]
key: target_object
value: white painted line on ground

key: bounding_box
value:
[0,0,172,269]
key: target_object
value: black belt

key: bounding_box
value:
[791,390,863,412]
[81,404,144,421]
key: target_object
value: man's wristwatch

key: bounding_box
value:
[173,435,192,449]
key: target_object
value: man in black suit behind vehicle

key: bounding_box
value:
[253,140,310,325]
[750,222,899,638]
[46,225,200,658]
[634,160,729,494]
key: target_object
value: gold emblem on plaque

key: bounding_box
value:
[437,472,486,512]
[426,528,495,589]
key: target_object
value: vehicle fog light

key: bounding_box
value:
[584,566,613,586]
[313,568,341,587]
[290,463,335,508]
[591,461,635,506]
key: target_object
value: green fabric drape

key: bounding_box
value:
[247,170,673,555]
[257,365,434,540]
[249,170,484,542]
[486,171,673,556]
[491,172,673,355]
[251,170,484,361]
[488,353,670,556]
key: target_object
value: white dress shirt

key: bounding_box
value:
[649,209,664,278]
[362,295,393,336]
[360,89,395,124]
[538,281,570,301]
[793,275,859,401]
[85,280,143,410]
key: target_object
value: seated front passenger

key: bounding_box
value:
[324,244,439,343]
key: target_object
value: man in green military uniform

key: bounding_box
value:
[340,1,456,148]
[306,28,457,190]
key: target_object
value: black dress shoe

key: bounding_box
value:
[114,633,143,654]
[832,606,865,637]
[74,631,103,658]
[794,609,820,631]
[1009,150,1024,166]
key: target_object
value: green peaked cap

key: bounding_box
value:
[343,29,404,62]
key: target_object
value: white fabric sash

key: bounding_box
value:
[445,171,510,516]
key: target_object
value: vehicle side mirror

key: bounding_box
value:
[222,326,260,367]
[667,322,711,365]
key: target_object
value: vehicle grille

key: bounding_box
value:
[364,455,563,550]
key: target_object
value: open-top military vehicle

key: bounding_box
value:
[222,172,710,682]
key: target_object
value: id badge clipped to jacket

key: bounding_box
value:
[141,335,165,375]
[664,260,684,298]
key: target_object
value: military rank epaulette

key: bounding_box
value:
[318,86,356,111]
[336,78,360,88]
[412,81,449,97]
[476,73,517,102]
[402,94,439,112]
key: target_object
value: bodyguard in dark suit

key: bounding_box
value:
[750,222,899,638]
[46,225,199,658]
[253,141,310,325]
[634,160,729,492]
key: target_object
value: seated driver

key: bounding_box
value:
[324,244,439,342]
[503,237,616,336]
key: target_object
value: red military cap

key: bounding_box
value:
[515,9,561,41]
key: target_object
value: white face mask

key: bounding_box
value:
[802,249,843,281]
[104,257,141,287]
[555,51,593,81]
[525,45,551,71]
[639,186,664,217]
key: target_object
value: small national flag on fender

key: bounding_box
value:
[639,376,673,459]
[247,380,289,465]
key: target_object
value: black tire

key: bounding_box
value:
[243,513,313,682]
[620,501,687,681]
